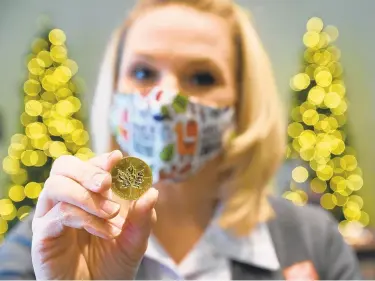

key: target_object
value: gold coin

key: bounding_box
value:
[110,157,153,200]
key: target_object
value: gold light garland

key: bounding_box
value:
[0,28,95,242]
[283,17,368,234]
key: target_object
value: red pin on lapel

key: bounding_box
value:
[283,261,319,280]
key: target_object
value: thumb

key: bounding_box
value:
[116,188,158,261]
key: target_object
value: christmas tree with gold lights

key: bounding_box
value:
[0,28,95,242]
[283,17,369,234]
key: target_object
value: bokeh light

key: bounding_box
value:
[284,17,367,230]
[1,28,93,238]
[292,166,309,183]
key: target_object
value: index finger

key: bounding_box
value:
[89,150,124,200]
[89,150,123,171]
[51,155,112,193]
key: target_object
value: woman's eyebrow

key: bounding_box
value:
[130,51,223,68]
[123,52,228,83]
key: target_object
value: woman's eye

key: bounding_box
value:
[131,66,157,82]
[190,72,216,87]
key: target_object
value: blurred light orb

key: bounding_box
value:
[324,25,339,42]
[17,206,33,221]
[8,185,25,202]
[24,79,41,97]
[292,166,309,183]
[288,122,304,138]
[315,70,332,87]
[291,73,310,91]
[303,31,320,48]
[308,86,325,105]
[24,182,42,199]
[307,17,324,33]
[49,29,66,46]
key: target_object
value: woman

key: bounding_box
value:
[0,0,361,279]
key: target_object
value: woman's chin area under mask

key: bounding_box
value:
[151,155,222,203]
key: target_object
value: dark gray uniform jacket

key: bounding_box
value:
[0,197,362,280]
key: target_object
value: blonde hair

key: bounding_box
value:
[91,0,286,235]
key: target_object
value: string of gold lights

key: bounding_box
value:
[283,17,368,235]
[0,28,95,242]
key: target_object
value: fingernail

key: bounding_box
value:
[108,150,121,160]
[110,225,122,238]
[149,188,159,207]
[137,188,159,211]
[108,215,125,229]
[108,150,116,159]
[101,200,120,215]
[93,173,110,188]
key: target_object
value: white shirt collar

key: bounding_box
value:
[144,203,280,272]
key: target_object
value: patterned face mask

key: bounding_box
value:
[109,87,235,184]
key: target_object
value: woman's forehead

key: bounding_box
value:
[123,5,233,65]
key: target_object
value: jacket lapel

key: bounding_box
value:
[231,260,284,280]
[230,197,310,280]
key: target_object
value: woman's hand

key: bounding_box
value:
[31,150,158,280]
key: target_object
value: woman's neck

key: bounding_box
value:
[150,159,222,263]
[154,180,218,225]
[153,157,221,222]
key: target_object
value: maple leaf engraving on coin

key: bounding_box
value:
[117,163,144,189]
[111,156,152,200]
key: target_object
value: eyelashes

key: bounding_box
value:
[129,67,217,88]
[130,66,158,83]
[189,71,216,87]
